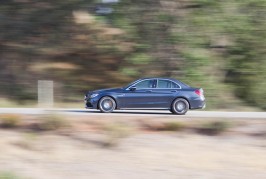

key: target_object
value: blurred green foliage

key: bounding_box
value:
[0,0,265,110]
[0,171,22,179]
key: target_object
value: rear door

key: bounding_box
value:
[150,79,181,108]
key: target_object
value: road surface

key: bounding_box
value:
[0,108,265,119]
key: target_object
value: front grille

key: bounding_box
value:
[86,102,93,108]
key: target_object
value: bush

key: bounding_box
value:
[162,122,186,131]
[37,114,70,131]
[197,121,231,135]
[142,121,185,131]
[0,114,21,128]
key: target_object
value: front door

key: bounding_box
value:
[120,79,158,108]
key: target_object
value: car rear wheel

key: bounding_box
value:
[171,98,189,115]
[99,96,116,113]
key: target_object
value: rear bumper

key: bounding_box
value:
[189,99,206,109]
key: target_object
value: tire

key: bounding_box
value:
[171,98,189,115]
[98,96,116,113]
[169,109,174,113]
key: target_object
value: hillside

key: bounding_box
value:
[0,0,265,110]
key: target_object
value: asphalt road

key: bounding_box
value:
[0,108,266,119]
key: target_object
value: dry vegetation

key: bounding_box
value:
[0,113,264,137]
[0,114,22,128]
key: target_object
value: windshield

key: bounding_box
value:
[123,79,142,89]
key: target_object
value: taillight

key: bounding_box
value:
[195,89,201,96]
[195,88,204,96]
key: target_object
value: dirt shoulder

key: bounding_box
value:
[0,114,265,179]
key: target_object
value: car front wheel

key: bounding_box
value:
[99,96,116,113]
[171,98,189,115]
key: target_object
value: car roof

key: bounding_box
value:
[138,77,178,81]
[136,77,190,88]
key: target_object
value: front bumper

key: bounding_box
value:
[84,96,99,109]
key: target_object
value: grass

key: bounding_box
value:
[0,171,23,179]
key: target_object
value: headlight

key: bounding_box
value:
[90,93,99,98]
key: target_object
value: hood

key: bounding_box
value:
[90,87,123,94]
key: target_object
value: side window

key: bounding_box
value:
[157,80,171,88]
[157,80,180,88]
[135,80,155,89]
[171,82,180,88]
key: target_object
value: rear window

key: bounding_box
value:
[157,80,180,88]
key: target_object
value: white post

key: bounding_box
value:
[38,80,54,108]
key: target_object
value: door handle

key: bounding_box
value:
[146,90,152,92]
[171,90,177,92]
[117,94,125,97]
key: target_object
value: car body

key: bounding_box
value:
[84,77,205,115]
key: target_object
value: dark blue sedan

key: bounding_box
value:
[84,78,205,115]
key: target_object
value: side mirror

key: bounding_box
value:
[129,86,136,91]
